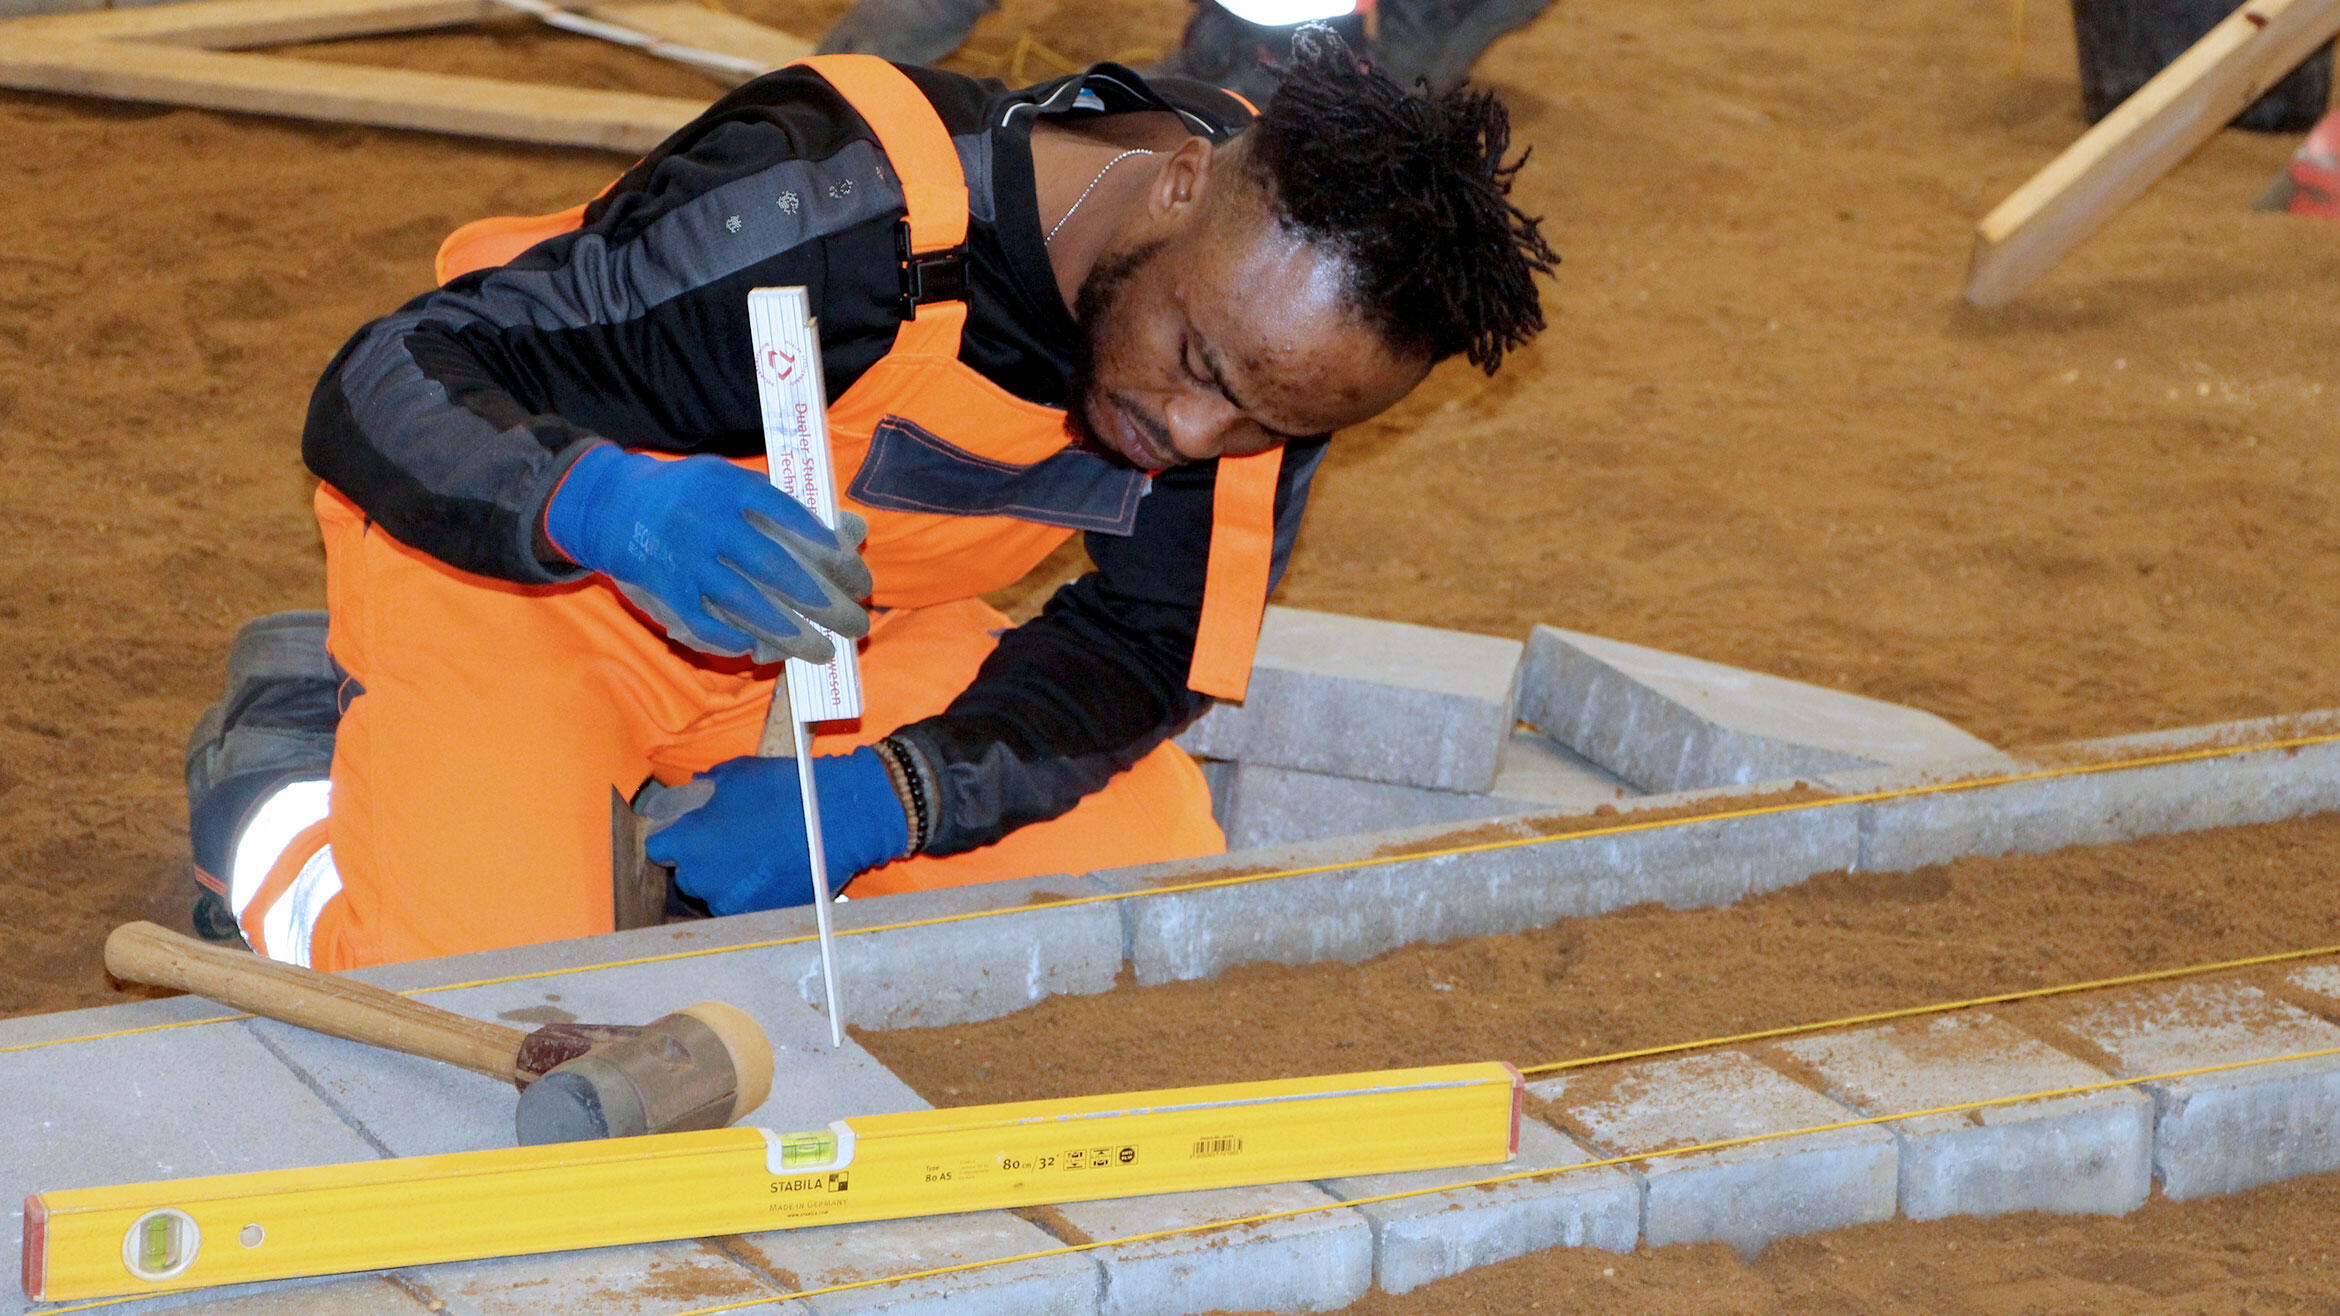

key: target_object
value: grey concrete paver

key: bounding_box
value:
[1095,789,1854,985]
[728,1211,1097,1315]
[1834,717,2340,874]
[2,1019,387,1314]
[1175,607,1521,793]
[1316,1118,1636,1295]
[1049,1182,1372,1316]
[2284,962,2340,1010]
[1518,625,1997,793]
[421,1240,801,1316]
[2043,981,2340,1199]
[5,1274,429,1316]
[1532,1050,1894,1259]
[1216,733,1636,851]
[1775,1013,2150,1220]
[250,946,928,1158]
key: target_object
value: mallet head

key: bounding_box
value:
[513,1002,773,1146]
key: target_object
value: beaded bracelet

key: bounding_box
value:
[877,736,932,855]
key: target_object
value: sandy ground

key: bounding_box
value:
[858,814,2340,1314]
[5,0,2337,1013]
[4,0,2338,1302]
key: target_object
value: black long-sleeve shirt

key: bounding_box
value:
[303,61,1327,855]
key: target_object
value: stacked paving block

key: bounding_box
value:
[1177,608,1566,849]
[1181,609,2013,854]
[1515,625,2002,793]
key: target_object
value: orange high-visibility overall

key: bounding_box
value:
[284,56,1281,970]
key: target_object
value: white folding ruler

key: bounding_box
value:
[748,286,862,1047]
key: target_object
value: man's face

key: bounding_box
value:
[1065,185,1428,470]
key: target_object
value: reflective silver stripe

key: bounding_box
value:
[259,845,343,970]
[228,780,332,922]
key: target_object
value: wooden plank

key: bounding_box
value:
[4,0,815,60]
[584,0,809,75]
[3,0,502,48]
[0,32,700,151]
[1965,0,2340,307]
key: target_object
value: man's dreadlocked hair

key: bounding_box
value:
[1243,25,1558,374]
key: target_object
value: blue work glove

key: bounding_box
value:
[642,747,911,916]
[546,446,873,665]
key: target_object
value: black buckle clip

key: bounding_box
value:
[896,220,967,315]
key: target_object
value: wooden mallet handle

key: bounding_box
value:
[104,921,527,1082]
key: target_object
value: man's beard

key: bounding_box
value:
[1061,239,1164,455]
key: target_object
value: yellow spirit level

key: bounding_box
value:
[25,1062,1520,1303]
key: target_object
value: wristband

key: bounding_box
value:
[877,736,932,855]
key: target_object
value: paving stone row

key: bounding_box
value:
[1828,713,2340,873]
[6,617,2339,1314]
[15,937,2340,1312]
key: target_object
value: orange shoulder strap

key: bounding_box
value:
[1187,448,1283,701]
[436,56,966,287]
[436,201,591,286]
[798,54,969,259]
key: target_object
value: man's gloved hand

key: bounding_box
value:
[642,746,911,916]
[546,445,874,665]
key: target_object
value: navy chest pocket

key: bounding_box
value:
[846,416,1149,536]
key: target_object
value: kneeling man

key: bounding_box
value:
[185,29,1559,969]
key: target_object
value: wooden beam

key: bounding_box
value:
[0,32,702,151]
[4,0,504,49]
[1965,0,2340,307]
[3,0,808,62]
[581,0,809,76]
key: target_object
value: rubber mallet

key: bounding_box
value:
[103,921,773,1146]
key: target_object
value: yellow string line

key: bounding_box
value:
[1516,939,2340,1076]
[9,728,2336,1059]
[644,1042,2340,1316]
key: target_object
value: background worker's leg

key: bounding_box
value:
[308,489,761,970]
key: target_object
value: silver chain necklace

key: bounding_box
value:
[1046,148,1158,245]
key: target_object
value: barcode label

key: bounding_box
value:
[747,286,862,722]
[1190,1136,1243,1159]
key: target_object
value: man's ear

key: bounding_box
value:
[1145,136,1219,224]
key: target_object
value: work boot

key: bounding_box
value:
[1371,0,1555,92]
[814,0,997,65]
[184,611,343,944]
[2256,107,2340,218]
[1150,3,1371,107]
